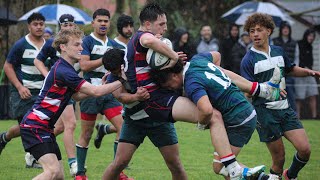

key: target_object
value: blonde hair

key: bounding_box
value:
[243,13,275,35]
[52,28,84,53]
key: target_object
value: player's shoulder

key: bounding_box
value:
[13,36,28,48]
[108,38,125,49]
[270,45,284,54]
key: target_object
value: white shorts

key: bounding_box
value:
[294,76,319,100]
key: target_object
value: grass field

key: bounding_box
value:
[0,119,319,179]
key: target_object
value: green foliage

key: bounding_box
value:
[0,120,319,179]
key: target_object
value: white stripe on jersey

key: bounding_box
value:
[21,64,42,75]
[90,78,102,86]
[23,80,43,89]
[33,109,50,120]
[43,97,61,106]
[130,109,149,120]
[266,99,289,109]
[136,66,151,74]
[254,56,285,75]
[22,49,38,59]
[92,65,107,73]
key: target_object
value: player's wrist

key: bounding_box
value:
[118,77,127,85]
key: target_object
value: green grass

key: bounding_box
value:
[0,120,319,179]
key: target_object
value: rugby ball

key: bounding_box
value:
[146,38,172,69]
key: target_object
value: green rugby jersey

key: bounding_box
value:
[81,33,125,85]
[184,52,252,119]
[241,45,295,109]
[6,35,45,91]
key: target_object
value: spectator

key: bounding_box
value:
[231,32,251,75]
[196,25,219,53]
[272,21,298,111]
[172,27,196,61]
[43,27,53,40]
[221,23,239,70]
[295,29,318,119]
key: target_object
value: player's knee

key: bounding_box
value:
[82,129,94,141]
[298,145,311,160]
[64,121,76,132]
[114,159,130,170]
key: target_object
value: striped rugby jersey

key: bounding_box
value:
[81,33,125,85]
[22,58,85,129]
[126,31,158,93]
[7,35,46,91]
[241,45,295,109]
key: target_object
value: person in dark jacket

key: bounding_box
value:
[272,21,298,111]
[231,32,251,75]
[294,29,318,119]
[172,27,196,61]
[221,23,239,70]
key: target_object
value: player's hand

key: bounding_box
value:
[177,51,187,62]
[18,86,32,99]
[120,68,128,81]
[136,87,150,101]
[102,72,111,84]
[309,69,320,78]
[280,88,287,99]
[154,34,162,39]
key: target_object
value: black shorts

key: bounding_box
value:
[145,89,179,123]
[27,142,62,161]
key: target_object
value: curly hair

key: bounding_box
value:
[243,13,275,35]
[52,29,84,53]
[102,48,125,71]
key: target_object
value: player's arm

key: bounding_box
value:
[113,86,150,104]
[196,95,213,125]
[140,33,180,67]
[72,80,123,101]
[288,66,320,78]
[79,55,103,72]
[210,51,221,66]
[34,58,49,77]
[3,61,31,99]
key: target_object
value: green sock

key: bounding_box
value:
[288,152,308,178]
[76,144,88,175]
[113,141,118,159]
[68,158,77,167]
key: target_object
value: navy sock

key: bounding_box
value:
[288,152,308,178]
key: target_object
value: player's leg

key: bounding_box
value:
[94,122,116,149]
[103,119,141,180]
[283,119,310,179]
[0,124,20,154]
[58,104,78,176]
[76,113,96,177]
[76,98,99,177]
[149,121,187,180]
[102,103,123,158]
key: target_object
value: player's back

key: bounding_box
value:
[184,53,251,117]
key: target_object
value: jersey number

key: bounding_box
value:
[204,63,231,89]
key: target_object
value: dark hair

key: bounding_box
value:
[279,21,292,40]
[150,60,184,86]
[27,13,45,24]
[301,28,316,44]
[102,48,125,71]
[93,8,110,19]
[117,14,134,35]
[244,13,275,35]
[139,2,166,24]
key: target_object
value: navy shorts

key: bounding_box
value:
[28,142,62,161]
[145,89,179,122]
[20,125,58,158]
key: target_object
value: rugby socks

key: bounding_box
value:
[220,154,241,176]
[76,144,88,175]
[287,152,308,179]
[1,132,10,143]
[270,168,282,177]
[114,140,119,159]
[68,157,77,167]
[104,124,111,134]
